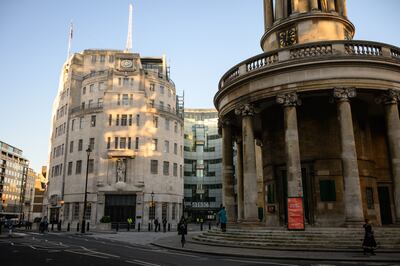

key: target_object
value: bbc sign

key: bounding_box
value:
[191,202,209,208]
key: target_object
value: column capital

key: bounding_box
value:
[376,89,400,105]
[218,117,231,128]
[333,88,356,102]
[276,92,301,107]
[235,103,255,117]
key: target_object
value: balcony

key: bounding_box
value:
[218,40,400,90]
[70,102,103,116]
[147,104,184,120]
[107,149,136,159]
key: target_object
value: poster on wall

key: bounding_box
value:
[287,197,305,230]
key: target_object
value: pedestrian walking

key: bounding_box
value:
[162,217,167,233]
[217,206,227,232]
[177,216,187,248]
[154,218,159,232]
[362,219,377,255]
[6,219,13,237]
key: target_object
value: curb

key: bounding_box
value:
[151,242,400,263]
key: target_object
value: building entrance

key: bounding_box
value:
[276,164,314,225]
[105,195,136,223]
[378,186,393,225]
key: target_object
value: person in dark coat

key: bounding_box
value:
[362,219,377,255]
[154,218,159,232]
[177,216,187,248]
[162,217,167,233]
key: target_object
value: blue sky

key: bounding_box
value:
[0,0,399,172]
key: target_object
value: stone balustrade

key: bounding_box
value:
[219,40,400,89]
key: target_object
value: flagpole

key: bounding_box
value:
[67,21,73,60]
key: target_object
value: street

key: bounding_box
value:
[0,232,399,266]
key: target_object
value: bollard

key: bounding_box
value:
[148,222,151,231]
[168,223,171,232]
[200,223,203,231]
[127,223,130,231]
[77,222,80,232]
[138,223,140,232]
[116,223,119,232]
[57,221,61,231]
[86,222,90,232]
[51,223,54,231]
[67,223,70,232]
[209,222,211,230]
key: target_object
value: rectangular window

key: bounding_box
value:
[163,161,169,176]
[117,94,121,105]
[84,204,91,220]
[109,114,112,126]
[174,143,177,155]
[122,94,129,105]
[172,203,176,220]
[73,203,80,220]
[70,141,74,153]
[116,114,120,126]
[91,55,96,63]
[64,203,69,220]
[88,159,94,173]
[173,163,177,177]
[153,116,158,128]
[150,160,158,174]
[180,165,182,178]
[88,99,93,108]
[89,138,95,150]
[160,86,164,94]
[149,83,155,91]
[99,82,105,91]
[91,115,96,127]
[165,118,170,130]
[128,115,132,126]
[366,187,374,209]
[136,115,140,126]
[79,117,83,129]
[267,184,275,203]
[152,139,158,151]
[174,122,178,133]
[76,160,82,174]
[149,205,155,220]
[71,119,75,131]
[115,137,119,149]
[67,162,73,175]
[98,97,103,106]
[162,203,168,220]
[100,55,105,62]
[159,101,164,110]
[128,137,131,149]
[109,55,114,63]
[164,141,169,153]
[107,137,111,149]
[78,139,83,151]
[89,84,94,93]
[82,87,86,95]
[320,180,336,202]
[123,78,129,86]
[135,137,139,150]
[120,137,126,149]
[121,115,127,126]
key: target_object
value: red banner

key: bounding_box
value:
[287,197,305,230]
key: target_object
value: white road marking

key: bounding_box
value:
[126,260,161,266]
[29,245,37,250]
[162,251,200,258]
[224,259,299,266]
[66,250,109,259]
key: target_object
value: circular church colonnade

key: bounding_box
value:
[215,40,400,227]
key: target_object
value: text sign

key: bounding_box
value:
[287,197,305,230]
[191,202,209,208]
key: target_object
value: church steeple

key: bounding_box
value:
[262,0,354,52]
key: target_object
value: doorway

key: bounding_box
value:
[378,186,393,225]
[105,195,136,223]
[276,164,314,225]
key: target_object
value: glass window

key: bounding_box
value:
[109,114,112,126]
[89,84,94,93]
[163,161,169,176]
[79,117,83,129]
[100,55,105,62]
[128,137,131,149]
[91,55,96,63]
[116,114,120,126]
[115,137,118,149]
[172,203,176,220]
[162,203,168,220]
[71,119,75,131]
[123,78,129,86]
[173,163,177,177]
[120,137,126,149]
[88,159,94,173]
[164,141,169,153]
[150,160,158,174]
[320,180,336,202]
[128,115,132,126]
[91,115,96,127]
[73,203,80,220]
[152,139,158,151]
[67,162,73,175]
[70,141,74,153]
[153,116,158,128]
[89,138,95,150]
[98,98,103,106]
[107,137,111,149]
[160,86,164,94]
[136,115,140,126]
[76,160,82,174]
[82,87,86,95]
[121,115,127,126]
[149,83,155,91]
[78,139,83,151]
[135,137,139,150]
[174,143,177,155]
[109,55,114,63]
[122,94,129,105]
[165,118,170,130]
[84,204,91,220]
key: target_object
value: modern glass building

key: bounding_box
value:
[183,109,222,221]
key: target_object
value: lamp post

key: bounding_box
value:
[150,191,154,229]
[81,146,91,234]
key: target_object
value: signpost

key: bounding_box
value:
[287,197,305,230]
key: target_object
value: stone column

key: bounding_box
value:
[334,88,364,226]
[291,0,299,14]
[379,90,400,223]
[236,136,244,221]
[221,119,236,222]
[235,104,259,222]
[263,0,274,30]
[310,0,319,11]
[275,0,284,21]
[338,0,348,17]
[276,92,303,198]
[328,0,336,12]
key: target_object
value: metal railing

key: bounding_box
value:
[219,40,400,90]
[70,103,103,116]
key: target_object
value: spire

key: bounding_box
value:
[66,21,73,60]
[125,4,133,53]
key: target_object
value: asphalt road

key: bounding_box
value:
[0,232,398,266]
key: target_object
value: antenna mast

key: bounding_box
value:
[125,4,133,52]
[67,21,73,60]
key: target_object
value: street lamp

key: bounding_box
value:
[81,146,92,234]
[150,191,154,229]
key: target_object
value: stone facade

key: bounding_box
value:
[46,50,184,228]
[215,0,400,227]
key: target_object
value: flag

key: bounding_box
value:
[69,22,73,40]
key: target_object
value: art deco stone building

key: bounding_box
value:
[215,0,400,226]
[183,109,222,220]
[46,50,184,227]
